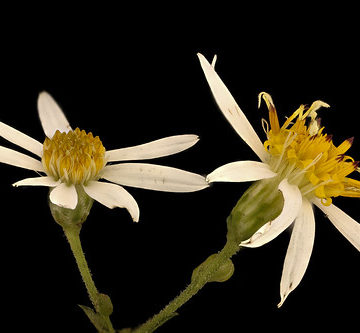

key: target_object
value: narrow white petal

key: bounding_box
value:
[313,198,360,251]
[49,183,78,209]
[278,199,315,307]
[13,176,60,187]
[106,135,199,162]
[37,91,72,138]
[206,160,276,183]
[197,53,267,162]
[241,179,303,248]
[83,181,140,222]
[101,163,209,192]
[0,145,44,171]
[0,121,43,157]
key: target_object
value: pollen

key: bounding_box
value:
[260,92,360,206]
[42,128,106,185]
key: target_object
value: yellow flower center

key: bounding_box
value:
[42,128,106,185]
[260,92,360,206]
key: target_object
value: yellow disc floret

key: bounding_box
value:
[260,92,360,206]
[42,128,106,185]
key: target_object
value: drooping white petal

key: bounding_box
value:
[83,181,140,222]
[278,199,315,307]
[313,198,360,251]
[197,53,267,162]
[241,179,303,248]
[206,160,277,183]
[0,145,44,172]
[37,91,72,138]
[106,135,199,162]
[49,183,78,209]
[101,163,209,192]
[13,176,60,187]
[0,121,43,157]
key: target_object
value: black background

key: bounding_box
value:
[1,6,359,333]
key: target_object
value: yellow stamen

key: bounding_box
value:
[42,128,106,184]
[282,105,306,130]
[259,92,280,134]
[301,100,330,120]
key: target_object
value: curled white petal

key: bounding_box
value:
[241,179,303,248]
[278,199,315,307]
[0,145,44,172]
[106,135,199,162]
[83,181,140,222]
[101,163,209,192]
[206,160,276,183]
[0,122,43,157]
[37,91,72,138]
[49,183,78,209]
[197,53,267,162]
[13,176,60,187]
[313,198,360,251]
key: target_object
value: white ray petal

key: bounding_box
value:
[13,176,60,187]
[0,145,44,171]
[0,121,43,157]
[83,181,140,222]
[49,183,78,209]
[101,163,209,192]
[37,91,72,138]
[206,160,277,183]
[278,199,315,307]
[313,198,360,251]
[106,135,199,162]
[197,53,267,162]
[241,179,303,248]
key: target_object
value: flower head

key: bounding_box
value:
[0,92,208,222]
[259,92,360,206]
[198,53,360,306]
[42,128,106,185]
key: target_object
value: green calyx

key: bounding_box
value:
[48,185,94,229]
[226,177,284,244]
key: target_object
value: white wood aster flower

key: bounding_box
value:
[0,92,208,222]
[198,53,360,307]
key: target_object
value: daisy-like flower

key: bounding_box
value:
[0,92,208,222]
[198,53,360,306]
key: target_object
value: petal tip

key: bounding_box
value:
[188,134,200,145]
[205,173,214,183]
[211,55,217,67]
[277,294,288,308]
[197,53,209,66]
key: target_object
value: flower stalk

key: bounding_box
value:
[133,239,240,333]
[50,187,115,332]
[63,225,115,333]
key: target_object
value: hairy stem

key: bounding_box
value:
[63,225,115,333]
[133,239,240,333]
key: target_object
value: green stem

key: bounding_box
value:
[133,239,240,333]
[63,226,115,333]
